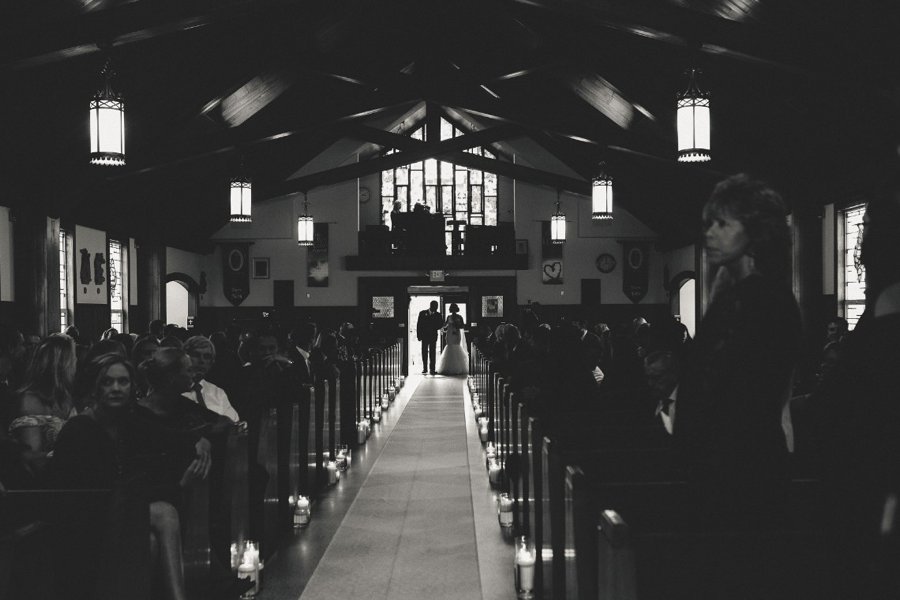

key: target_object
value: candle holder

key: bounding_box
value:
[478,417,489,443]
[485,442,497,468]
[373,405,382,423]
[293,495,311,529]
[388,388,396,402]
[399,375,406,385]
[337,444,350,470]
[514,536,536,599]
[238,540,261,598]
[357,421,367,445]
[488,457,502,487]
[498,493,514,528]
[365,418,372,438]
[326,460,340,485]
[381,394,389,410]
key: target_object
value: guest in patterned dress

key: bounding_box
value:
[8,334,78,477]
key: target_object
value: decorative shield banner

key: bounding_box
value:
[622,241,650,303]
[221,243,251,306]
[307,223,329,287]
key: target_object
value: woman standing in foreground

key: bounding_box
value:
[674,174,802,529]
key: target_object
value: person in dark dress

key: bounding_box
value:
[416,300,443,375]
[674,174,802,530]
[814,169,900,598]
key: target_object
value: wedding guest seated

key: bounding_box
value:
[138,347,232,438]
[182,336,240,423]
[205,331,242,398]
[50,354,217,600]
[9,334,78,478]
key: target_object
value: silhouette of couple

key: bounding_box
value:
[416,301,468,375]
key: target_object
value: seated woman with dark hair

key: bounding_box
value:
[50,353,211,600]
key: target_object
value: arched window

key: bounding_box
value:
[381,118,499,255]
[839,204,866,330]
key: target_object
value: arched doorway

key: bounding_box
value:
[668,271,696,338]
[164,272,199,329]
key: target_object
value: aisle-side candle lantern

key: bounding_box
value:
[238,541,260,598]
[293,495,311,529]
[388,387,396,402]
[400,375,406,386]
[337,444,350,471]
[357,421,367,444]
[365,418,372,437]
[498,493,514,528]
[478,417,489,443]
[488,457,502,487]
[381,394,389,409]
[514,536,536,599]
[373,405,382,423]
[326,460,340,485]
[230,542,242,571]
[485,442,497,468]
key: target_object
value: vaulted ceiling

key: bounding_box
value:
[2,0,899,251]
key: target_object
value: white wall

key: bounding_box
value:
[0,206,13,302]
[513,181,666,306]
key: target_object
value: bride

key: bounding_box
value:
[436,303,469,376]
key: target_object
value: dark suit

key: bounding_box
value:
[416,309,443,373]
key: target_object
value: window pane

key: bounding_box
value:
[456,189,468,212]
[842,204,867,330]
[442,186,453,214]
[471,215,483,226]
[426,186,437,206]
[382,170,394,197]
[411,170,424,203]
[425,159,438,185]
[412,127,424,141]
[471,186,482,212]
[484,149,495,159]
[396,165,409,185]
[485,173,497,196]
[455,170,467,188]
[445,232,452,255]
[441,118,454,141]
[59,230,68,330]
[485,196,497,226]
[398,186,408,204]
[440,161,453,183]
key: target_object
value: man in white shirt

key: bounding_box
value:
[183,336,240,423]
[644,350,678,435]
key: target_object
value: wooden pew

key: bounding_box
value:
[1,487,150,600]
[313,379,329,489]
[594,509,835,600]
[328,375,340,459]
[254,406,281,558]
[339,360,358,448]
[182,474,212,597]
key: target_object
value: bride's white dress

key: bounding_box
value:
[436,319,469,375]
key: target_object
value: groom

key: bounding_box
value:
[416,300,443,375]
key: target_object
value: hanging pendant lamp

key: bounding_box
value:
[230,167,252,223]
[676,68,711,163]
[298,193,314,247]
[550,189,566,245]
[89,58,125,166]
[592,167,613,221]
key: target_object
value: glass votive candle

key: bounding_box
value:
[389,388,396,402]
[400,375,406,385]
[485,442,497,467]
[514,536,536,599]
[230,542,242,571]
[293,495,310,529]
[373,405,382,423]
[357,421,367,444]
[498,493,514,528]
[326,460,340,485]
[488,458,502,487]
[337,444,350,470]
[478,418,489,443]
[381,394,389,409]
[238,540,260,598]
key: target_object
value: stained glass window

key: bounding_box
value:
[59,230,69,330]
[380,117,500,255]
[840,204,866,330]
[109,239,127,333]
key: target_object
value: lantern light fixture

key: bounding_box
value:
[592,167,614,221]
[89,58,125,166]
[229,166,252,223]
[298,192,314,247]
[676,68,711,163]
[550,189,566,245]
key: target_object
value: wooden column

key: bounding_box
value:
[134,240,165,334]
[12,209,57,337]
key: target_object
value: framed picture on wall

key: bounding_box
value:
[482,296,504,318]
[252,257,270,279]
[515,239,528,255]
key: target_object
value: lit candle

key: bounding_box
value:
[326,461,339,485]
[357,421,367,444]
[514,537,536,597]
[381,394,389,409]
[388,388,396,402]
[293,495,310,529]
[488,458,502,486]
[373,405,382,423]
[230,542,241,571]
[479,418,489,443]
[498,493,514,528]
[338,444,351,470]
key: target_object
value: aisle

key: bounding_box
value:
[295,375,514,600]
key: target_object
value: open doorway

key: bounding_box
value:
[407,289,469,373]
[165,280,189,328]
